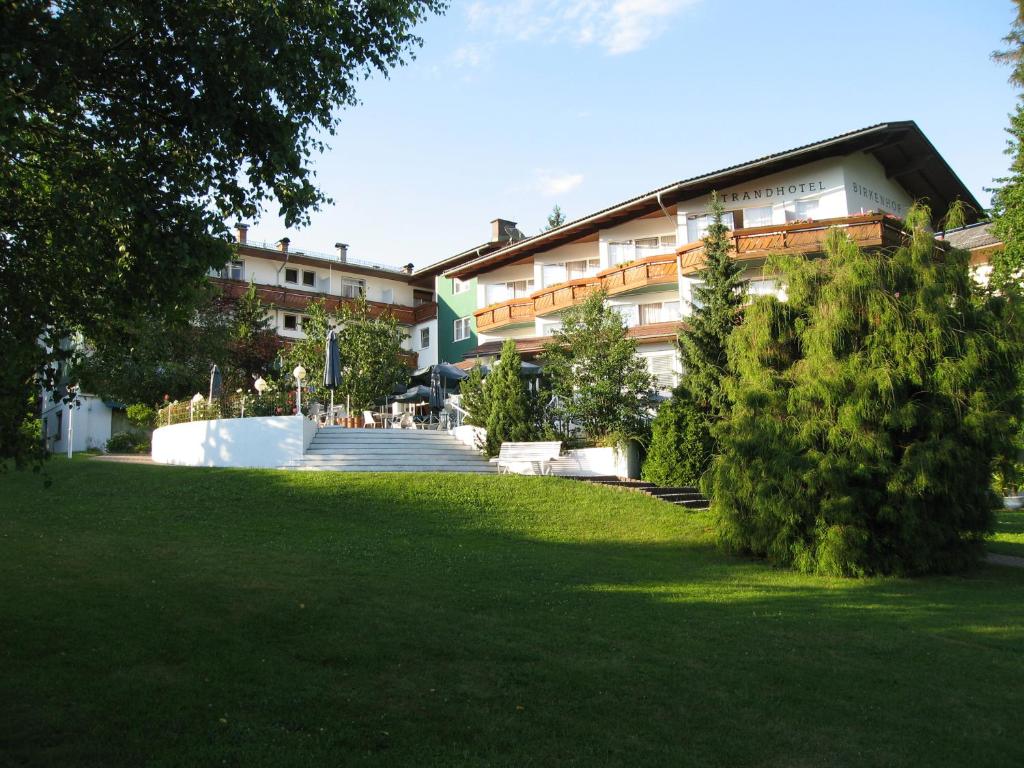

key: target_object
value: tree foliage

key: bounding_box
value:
[711,206,1023,576]
[460,365,490,427]
[0,0,445,466]
[279,297,410,413]
[991,0,1024,290]
[484,339,533,457]
[641,391,713,488]
[678,192,746,416]
[544,204,566,231]
[543,290,652,442]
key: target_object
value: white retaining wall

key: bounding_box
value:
[152,415,314,469]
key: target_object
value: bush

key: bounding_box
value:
[106,431,145,454]
[484,339,533,457]
[711,207,1023,576]
[642,391,713,488]
[126,403,156,430]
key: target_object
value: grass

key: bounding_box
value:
[989,510,1024,558]
[2,459,1024,767]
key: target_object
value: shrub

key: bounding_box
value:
[711,206,1023,576]
[105,432,140,453]
[642,391,713,488]
[126,403,156,430]
[484,339,533,457]
[460,365,490,427]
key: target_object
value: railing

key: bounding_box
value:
[211,277,422,325]
[677,213,903,274]
[239,240,408,274]
[533,277,601,316]
[599,253,678,296]
[475,297,536,333]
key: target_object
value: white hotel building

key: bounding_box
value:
[444,122,984,391]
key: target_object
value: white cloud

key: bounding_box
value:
[451,43,489,68]
[464,0,699,55]
[535,170,584,196]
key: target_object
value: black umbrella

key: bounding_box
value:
[411,362,469,386]
[323,329,342,417]
[394,385,431,403]
[208,364,222,402]
[429,371,444,410]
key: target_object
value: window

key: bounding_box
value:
[419,327,430,349]
[302,270,316,287]
[55,410,63,441]
[452,277,470,295]
[612,304,638,327]
[453,317,471,342]
[541,258,600,287]
[609,235,676,265]
[414,289,435,306]
[744,206,774,228]
[541,321,563,336]
[485,279,534,305]
[786,199,819,222]
[648,354,678,390]
[380,288,394,304]
[638,301,681,325]
[283,314,298,331]
[220,260,244,280]
[747,279,778,297]
[284,268,298,284]
[686,211,735,242]
[341,278,365,298]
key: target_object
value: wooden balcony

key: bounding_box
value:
[474,298,536,334]
[533,277,601,317]
[210,277,425,325]
[676,213,905,275]
[599,253,678,297]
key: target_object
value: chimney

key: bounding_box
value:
[235,223,248,244]
[276,237,290,253]
[335,242,349,262]
[491,218,518,243]
[403,263,414,275]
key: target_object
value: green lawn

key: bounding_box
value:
[3,459,1024,767]
[990,510,1024,558]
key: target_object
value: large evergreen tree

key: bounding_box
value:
[484,339,532,456]
[678,192,746,415]
[711,206,1023,576]
[543,290,652,442]
[991,0,1024,289]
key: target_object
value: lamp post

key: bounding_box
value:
[66,385,80,460]
[293,365,306,414]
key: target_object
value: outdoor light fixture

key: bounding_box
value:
[190,392,204,422]
[254,376,267,395]
[293,365,306,413]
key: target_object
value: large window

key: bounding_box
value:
[380,288,394,304]
[341,278,366,299]
[486,279,535,305]
[786,199,819,222]
[284,267,298,284]
[686,211,734,243]
[219,260,244,280]
[747,279,778,297]
[419,327,430,349]
[451,277,470,295]
[542,258,600,287]
[453,317,471,342]
[743,206,774,228]
[638,301,681,325]
[608,235,676,265]
[647,354,678,391]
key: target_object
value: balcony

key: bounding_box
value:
[210,277,428,325]
[533,277,601,317]
[475,297,536,334]
[599,253,678,297]
[677,213,905,275]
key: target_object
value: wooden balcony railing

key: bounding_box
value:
[677,213,904,275]
[210,277,423,325]
[474,298,536,334]
[599,253,678,296]
[533,277,601,317]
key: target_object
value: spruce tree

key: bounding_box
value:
[991,1,1024,290]
[711,205,1023,576]
[484,338,533,456]
[545,204,566,231]
[460,365,490,427]
[678,191,745,416]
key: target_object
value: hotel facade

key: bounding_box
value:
[442,121,986,391]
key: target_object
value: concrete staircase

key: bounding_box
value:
[581,477,710,509]
[282,427,496,473]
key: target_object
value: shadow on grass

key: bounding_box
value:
[3,461,1024,767]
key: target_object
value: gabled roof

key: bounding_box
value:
[941,221,1001,251]
[445,121,982,280]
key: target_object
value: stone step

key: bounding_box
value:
[644,486,700,495]
[286,464,496,473]
[647,491,705,502]
[678,499,710,509]
[300,454,486,464]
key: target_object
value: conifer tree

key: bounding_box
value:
[544,204,566,231]
[711,205,1023,576]
[991,1,1024,289]
[460,365,490,427]
[484,339,532,456]
[678,192,745,416]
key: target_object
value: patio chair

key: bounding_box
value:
[362,410,379,428]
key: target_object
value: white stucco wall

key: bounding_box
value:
[414,318,439,367]
[152,414,311,468]
[841,152,914,218]
[42,394,114,453]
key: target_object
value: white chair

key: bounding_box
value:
[363,410,379,428]
[399,412,416,430]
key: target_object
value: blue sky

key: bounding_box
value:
[246,0,1020,269]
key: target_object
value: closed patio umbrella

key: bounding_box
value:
[411,362,469,386]
[323,329,342,418]
[429,370,444,410]
[208,364,222,402]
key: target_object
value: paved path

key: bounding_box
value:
[90,454,155,465]
[986,552,1024,568]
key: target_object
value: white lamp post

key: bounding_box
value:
[293,365,306,414]
[190,392,204,422]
